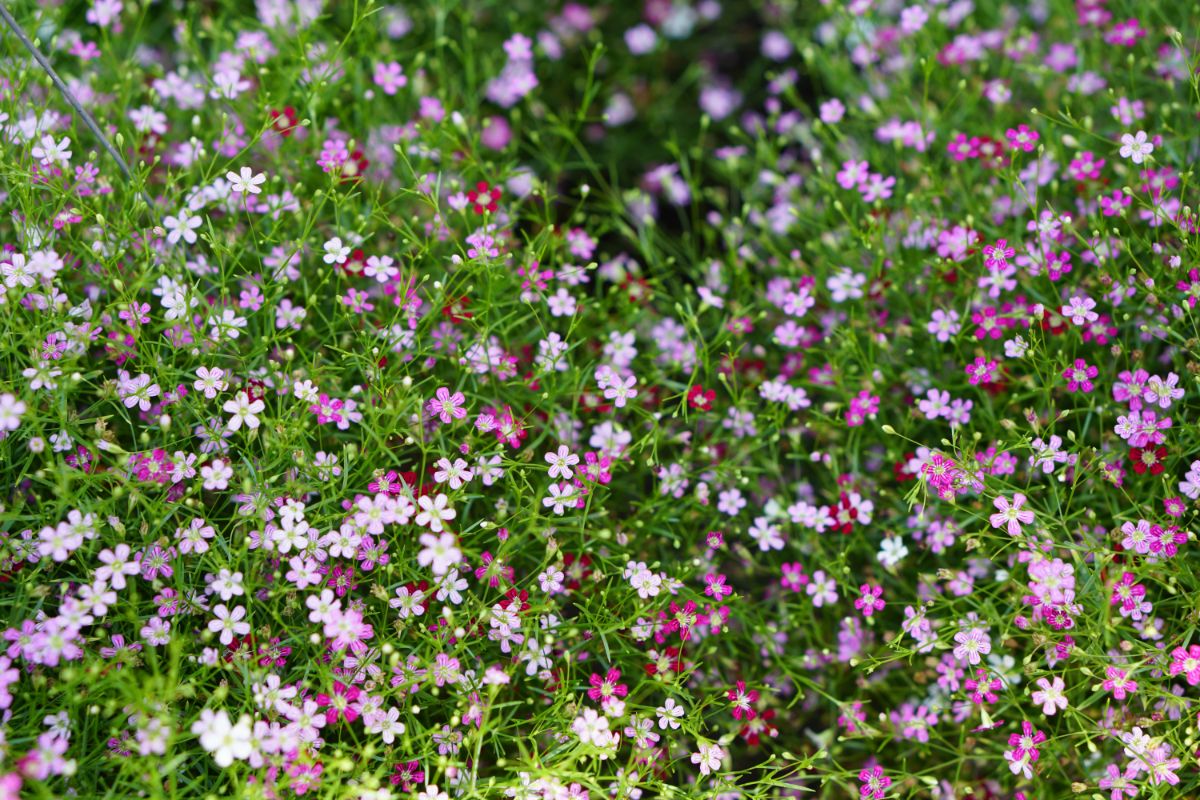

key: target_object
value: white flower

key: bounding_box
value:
[306,589,341,624]
[163,207,203,245]
[364,255,398,283]
[226,166,266,194]
[223,390,265,431]
[375,707,405,743]
[1118,130,1153,164]
[418,532,462,576]
[1061,295,1098,326]
[572,708,610,745]
[1,254,34,289]
[656,698,685,729]
[544,445,579,479]
[538,568,564,593]
[1005,751,1032,779]
[120,373,161,411]
[415,493,456,532]
[210,569,245,602]
[542,482,578,515]
[0,393,26,431]
[390,585,427,619]
[201,459,233,490]
[211,69,251,100]
[292,379,320,403]
[323,237,351,265]
[31,134,72,166]
[878,536,908,567]
[191,708,253,767]
[208,604,249,645]
[433,457,474,490]
[1004,336,1028,359]
[193,366,228,399]
[602,374,638,408]
[547,287,577,316]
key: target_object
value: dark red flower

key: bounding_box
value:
[269,106,299,137]
[466,181,501,214]
[687,385,716,411]
[1130,446,1166,475]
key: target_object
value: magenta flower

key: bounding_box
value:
[1062,359,1098,392]
[857,765,891,799]
[1101,667,1137,700]
[1168,644,1200,685]
[964,356,997,385]
[1005,124,1039,152]
[586,668,628,705]
[853,584,884,617]
[317,681,362,725]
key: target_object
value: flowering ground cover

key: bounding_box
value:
[2,0,1200,797]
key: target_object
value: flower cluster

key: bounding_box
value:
[0,1,1198,799]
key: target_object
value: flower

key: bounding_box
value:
[1099,762,1140,800]
[208,604,250,645]
[322,237,351,265]
[544,445,579,479]
[1061,359,1098,392]
[0,394,25,431]
[571,708,611,746]
[226,166,266,194]
[163,207,203,245]
[1005,124,1039,152]
[222,390,264,431]
[1130,446,1166,475]
[1168,644,1200,685]
[1030,676,1068,715]
[415,494,456,532]
[655,698,686,730]
[428,387,467,423]
[952,627,991,666]
[417,533,461,576]
[1118,130,1153,163]
[193,366,228,399]
[190,708,253,767]
[853,583,885,617]
[858,765,892,799]
[690,742,724,776]
[988,493,1034,536]
[727,680,759,720]
[587,668,629,705]
[1006,720,1046,765]
[807,571,838,606]
[1101,667,1137,700]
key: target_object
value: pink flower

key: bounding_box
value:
[1101,667,1137,700]
[427,387,467,424]
[1031,676,1068,715]
[1168,644,1200,685]
[988,493,1034,536]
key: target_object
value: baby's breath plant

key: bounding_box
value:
[1,0,1199,799]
